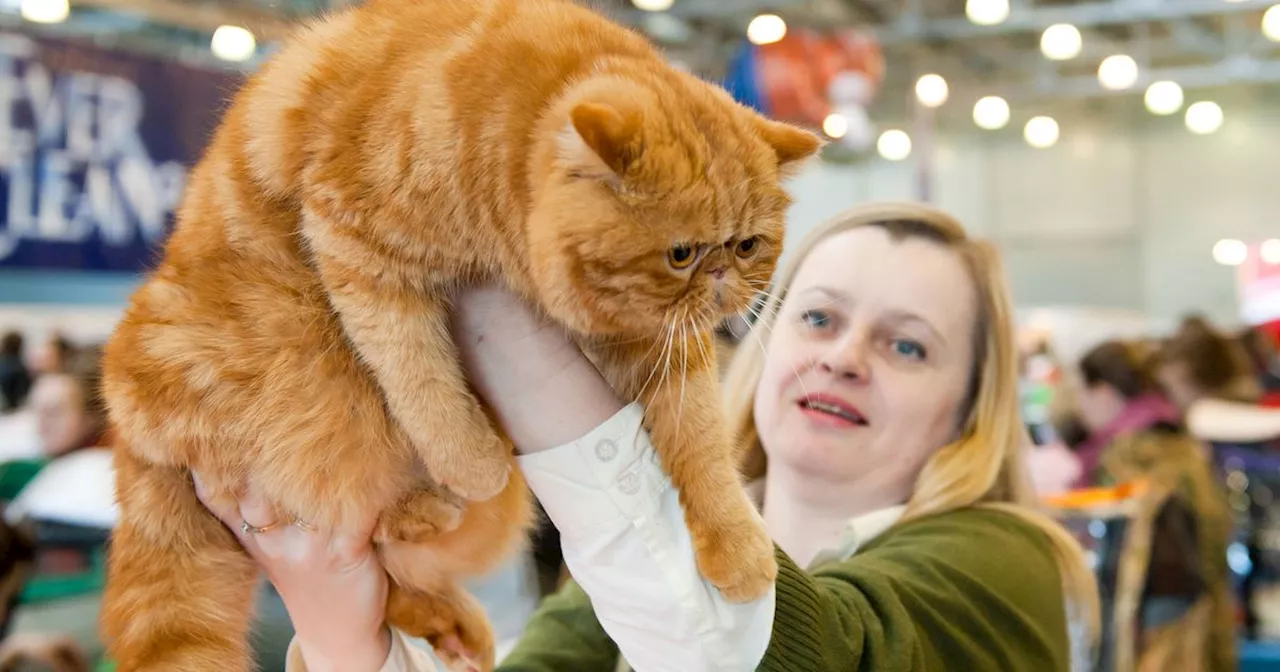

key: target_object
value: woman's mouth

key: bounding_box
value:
[798,395,868,427]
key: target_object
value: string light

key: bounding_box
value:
[877,130,912,161]
[1024,116,1059,148]
[1144,81,1184,115]
[1040,24,1082,60]
[915,74,949,108]
[747,14,787,45]
[972,96,1010,130]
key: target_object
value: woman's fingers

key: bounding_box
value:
[191,471,240,530]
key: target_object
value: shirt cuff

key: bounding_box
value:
[516,402,665,539]
[284,630,437,672]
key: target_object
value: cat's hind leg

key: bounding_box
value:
[386,579,494,672]
[379,462,534,672]
[101,449,259,672]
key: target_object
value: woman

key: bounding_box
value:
[5,346,115,527]
[195,203,1096,671]
[1073,340,1234,671]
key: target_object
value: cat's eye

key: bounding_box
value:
[668,245,696,269]
[736,237,758,258]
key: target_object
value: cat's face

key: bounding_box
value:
[528,76,822,338]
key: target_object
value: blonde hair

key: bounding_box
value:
[723,202,1099,644]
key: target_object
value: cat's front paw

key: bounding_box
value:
[374,490,465,544]
[691,512,778,603]
[427,433,512,502]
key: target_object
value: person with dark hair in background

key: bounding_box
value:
[1157,315,1261,410]
[1074,339,1235,671]
[1238,326,1280,406]
[1074,341,1182,487]
[0,333,31,413]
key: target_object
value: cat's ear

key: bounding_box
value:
[562,101,643,184]
[757,118,824,178]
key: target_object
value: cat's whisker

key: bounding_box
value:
[651,317,677,420]
[676,312,690,432]
[635,314,675,404]
[628,321,670,392]
[693,317,712,376]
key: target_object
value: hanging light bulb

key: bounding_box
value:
[631,0,674,11]
[914,74,949,108]
[1098,54,1139,90]
[1261,239,1280,265]
[1144,81,1184,115]
[877,130,912,161]
[20,0,68,23]
[747,14,787,45]
[1264,5,1280,42]
[1040,24,1082,60]
[1024,116,1059,148]
[823,113,848,139]
[972,96,1010,130]
[1213,239,1248,266]
[965,0,1009,26]
[1185,101,1224,134]
[211,25,256,62]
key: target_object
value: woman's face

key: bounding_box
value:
[752,227,978,496]
[30,374,94,457]
[1075,382,1125,433]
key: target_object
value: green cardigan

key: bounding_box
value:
[499,507,1070,672]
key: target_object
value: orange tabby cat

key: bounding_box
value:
[99,0,821,670]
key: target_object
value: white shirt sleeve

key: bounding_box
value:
[285,630,437,672]
[1187,398,1280,443]
[516,402,775,672]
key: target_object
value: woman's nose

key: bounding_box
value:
[818,336,869,382]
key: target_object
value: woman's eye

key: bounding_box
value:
[735,237,758,258]
[892,339,927,361]
[800,309,830,329]
[668,245,695,269]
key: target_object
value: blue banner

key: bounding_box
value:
[0,30,240,272]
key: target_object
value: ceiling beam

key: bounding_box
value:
[878,0,1275,45]
[972,56,1280,104]
[69,0,297,41]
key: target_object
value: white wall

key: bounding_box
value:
[780,92,1280,327]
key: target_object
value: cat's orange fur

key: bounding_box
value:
[98,0,821,670]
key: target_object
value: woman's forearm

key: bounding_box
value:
[516,404,775,672]
[452,285,623,454]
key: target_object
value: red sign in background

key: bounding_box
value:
[1238,242,1280,342]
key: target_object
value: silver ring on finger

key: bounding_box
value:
[291,517,316,532]
[241,518,285,535]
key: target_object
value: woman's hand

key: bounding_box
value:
[451,285,624,453]
[192,474,394,672]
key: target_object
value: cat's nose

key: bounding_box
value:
[706,266,726,279]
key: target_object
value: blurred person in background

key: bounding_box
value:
[195,203,1096,672]
[1158,318,1280,449]
[26,334,73,379]
[4,344,115,529]
[0,333,32,413]
[1157,316,1260,410]
[1074,340,1234,671]
[0,346,109,672]
[1238,326,1280,407]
